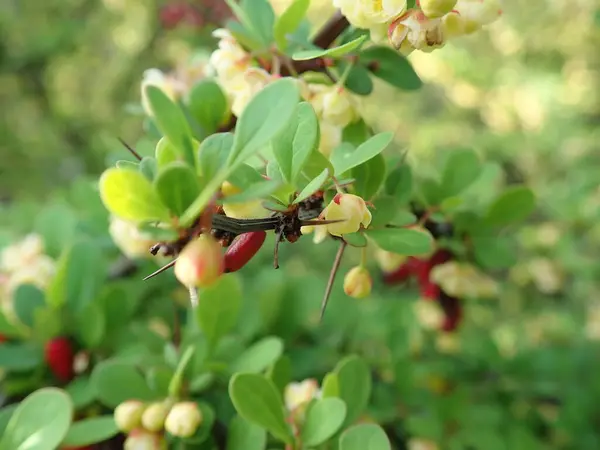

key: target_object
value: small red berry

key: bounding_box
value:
[45,337,75,383]
[224,231,267,273]
[438,291,462,332]
[420,281,440,300]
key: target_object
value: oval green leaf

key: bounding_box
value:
[186,80,228,134]
[91,361,156,408]
[61,417,119,447]
[231,336,284,373]
[333,355,372,427]
[359,46,422,91]
[339,423,392,450]
[0,387,73,450]
[229,373,293,444]
[331,132,394,176]
[226,415,267,450]
[99,167,171,222]
[13,284,45,329]
[293,169,330,204]
[0,342,43,372]
[273,0,310,51]
[484,186,536,227]
[154,161,201,216]
[440,148,481,198]
[365,228,433,256]
[301,397,347,446]
[292,35,368,61]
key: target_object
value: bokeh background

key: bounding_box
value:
[2,0,600,448]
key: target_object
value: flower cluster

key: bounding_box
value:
[334,0,503,54]
[115,399,203,446]
[0,234,55,322]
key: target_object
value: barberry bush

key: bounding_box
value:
[1,1,599,449]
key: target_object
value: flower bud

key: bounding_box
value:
[375,249,408,273]
[310,85,357,128]
[174,235,224,288]
[1,233,45,274]
[230,68,275,117]
[318,120,342,157]
[454,0,502,34]
[165,402,203,438]
[414,300,444,330]
[114,400,146,433]
[284,379,321,412]
[141,401,171,433]
[419,0,457,18]
[124,429,167,450]
[343,266,372,299]
[408,438,439,450]
[109,216,156,259]
[322,193,371,237]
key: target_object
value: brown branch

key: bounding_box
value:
[312,10,350,49]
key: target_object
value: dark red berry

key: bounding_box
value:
[382,262,412,285]
[45,337,74,383]
[224,231,267,273]
[159,4,187,29]
[428,249,453,267]
[438,291,462,332]
[420,281,440,300]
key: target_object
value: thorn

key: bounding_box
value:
[319,241,347,323]
[118,137,143,161]
[143,259,177,280]
[300,218,345,227]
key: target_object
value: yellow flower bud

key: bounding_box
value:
[114,400,146,433]
[375,249,407,273]
[419,0,457,18]
[109,216,156,259]
[408,438,439,450]
[343,266,372,299]
[284,379,321,411]
[165,402,203,438]
[124,429,167,450]
[141,401,171,433]
[322,193,372,237]
[174,235,224,288]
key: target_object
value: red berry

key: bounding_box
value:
[45,337,75,383]
[0,334,7,344]
[438,291,462,332]
[428,249,453,267]
[382,262,412,285]
[224,231,267,273]
[420,281,440,300]
[159,4,187,29]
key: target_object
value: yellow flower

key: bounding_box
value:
[429,261,498,299]
[420,0,457,19]
[321,193,372,237]
[343,266,372,299]
[454,0,503,34]
[318,120,342,157]
[389,10,445,53]
[1,234,45,274]
[333,0,407,28]
[207,28,251,91]
[230,68,276,117]
[309,85,357,128]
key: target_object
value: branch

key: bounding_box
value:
[312,10,350,49]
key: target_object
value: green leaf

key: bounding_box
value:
[0,405,17,436]
[321,372,339,398]
[266,355,292,397]
[333,355,372,427]
[366,228,433,256]
[46,240,106,312]
[0,388,73,450]
[343,232,368,247]
[227,415,267,450]
[221,180,282,204]
[301,398,347,446]
[484,186,536,227]
[370,196,399,228]
[385,164,412,204]
[65,376,96,409]
[293,35,368,60]
[154,162,201,216]
[229,373,293,444]
[139,156,157,181]
[331,132,394,176]
[353,153,386,200]
[155,137,180,168]
[99,168,171,222]
[198,132,234,180]
[13,285,45,329]
[301,147,333,180]
[229,78,300,166]
[228,164,265,189]
[186,80,228,134]
[272,102,319,183]
[273,0,310,51]
[225,18,263,51]
[360,46,422,90]
[91,361,156,408]
[339,423,392,450]
[196,275,243,350]
[293,169,330,204]
[440,148,481,198]
[0,343,43,372]
[34,203,78,259]
[144,85,195,167]
[241,0,276,45]
[61,417,119,447]
[74,302,105,348]
[342,63,374,96]
[231,336,284,373]
[471,232,517,269]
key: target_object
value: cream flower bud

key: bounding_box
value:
[408,438,439,450]
[115,400,146,433]
[454,0,502,34]
[419,0,457,19]
[430,261,498,299]
[207,29,250,90]
[109,216,156,259]
[165,402,203,438]
[441,11,466,38]
[221,181,271,219]
[318,121,342,158]
[284,379,321,411]
[310,86,357,128]
[124,429,167,450]
[7,256,55,292]
[413,300,444,330]
[322,193,372,237]
[230,68,275,117]
[343,266,372,299]
[141,69,178,117]
[174,235,224,288]
[1,234,45,274]
[141,401,171,433]
[334,0,408,28]
[375,249,407,273]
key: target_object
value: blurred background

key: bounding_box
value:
[2,0,600,447]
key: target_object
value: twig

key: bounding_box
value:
[319,240,347,321]
[117,137,142,161]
